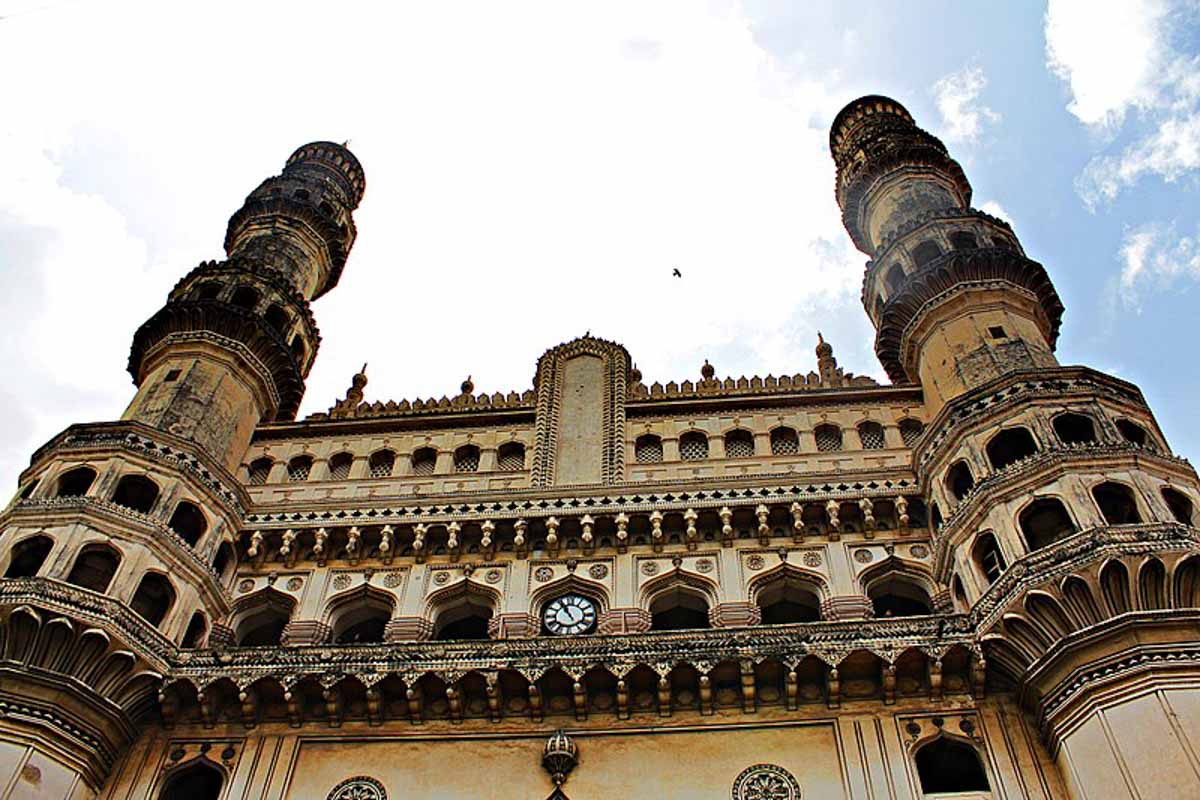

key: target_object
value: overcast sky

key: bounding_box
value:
[1,0,1198,490]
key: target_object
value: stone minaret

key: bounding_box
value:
[830,96,1063,415]
[124,142,365,471]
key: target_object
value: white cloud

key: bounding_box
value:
[979,200,1014,226]
[1045,0,1200,207]
[1117,221,1200,309]
[931,65,1000,144]
[0,0,873,489]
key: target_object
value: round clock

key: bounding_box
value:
[543,594,597,636]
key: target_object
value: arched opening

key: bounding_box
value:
[235,593,295,647]
[1019,498,1076,551]
[884,264,905,295]
[723,429,755,458]
[290,335,306,363]
[181,612,207,648]
[432,593,494,641]
[911,240,943,268]
[331,594,394,644]
[131,573,175,628]
[867,575,933,617]
[769,427,799,455]
[411,447,437,476]
[1163,488,1195,525]
[194,282,222,301]
[496,442,526,471]
[212,542,235,581]
[5,535,53,578]
[634,434,663,464]
[1116,419,1151,448]
[678,431,709,461]
[229,285,259,310]
[1053,412,1097,445]
[327,452,354,480]
[949,231,979,250]
[263,304,288,333]
[1093,481,1142,525]
[813,424,843,452]
[899,419,925,447]
[915,738,990,794]
[159,760,224,800]
[649,586,711,630]
[755,572,821,624]
[56,466,97,497]
[286,455,313,482]
[247,457,273,485]
[945,460,975,502]
[66,543,121,592]
[168,501,207,547]
[112,474,159,514]
[972,532,1006,585]
[368,449,395,478]
[857,421,885,450]
[18,479,38,500]
[453,445,481,473]
[986,427,1038,470]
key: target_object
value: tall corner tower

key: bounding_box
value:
[0,143,363,793]
[830,96,1063,414]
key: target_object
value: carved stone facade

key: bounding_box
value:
[0,98,1197,799]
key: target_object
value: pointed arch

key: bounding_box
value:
[1024,592,1075,643]
[1137,558,1168,610]
[230,587,297,647]
[323,585,397,644]
[640,569,718,630]
[424,579,501,641]
[1100,560,1132,616]
[748,563,828,624]
[158,758,225,800]
[5,534,54,578]
[1060,575,1103,628]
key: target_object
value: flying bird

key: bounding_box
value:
[672,268,682,278]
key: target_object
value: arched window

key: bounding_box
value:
[649,587,710,630]
[912,240,943,267]
[5,535,53,578]
[857,421,885,450]
[755,573,821,624]
[18,479,38,500]
[194,282,222,301]
[67,544,121,593]
[813,424,843,452]
[453,445,481,473]
[1116,419,1152,448]
[1163,488,1195,525]
[286,456,313,482]
[1020,498,1076,551]
[131,573,175,628]
[770,427,799,455]
[945,460,975,502]
[181,612,207,648]
[679,431,709,461]
[159,760,224,800]
[868,575,933,617]
[168,501,207,547]
[949,231,979,250]
[884,264,905,295]
[899,419,925,447]
[1053,412,1097,445]
[112,474,160,514]
[972,532,1005,585]
[229,285,259,310]
[433,596,494,641]
[1093,481,1142,525]
[496,442,526,471]
[263,304,288,333]
[331,595,394,644]
[56,466,97,497]
[290,335,306,363]
[411,447,437,475]
[212,542,235,581]
[986,427,1038,470]
[915,738,990,794]
[327,452,354,480]
[234,592,295,647]
[247,458,273,486]
[634,434,663,464]
[723,429,755,458]
[368,449,395,478]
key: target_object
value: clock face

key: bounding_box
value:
[543,594,597,636]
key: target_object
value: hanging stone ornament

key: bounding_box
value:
[325,775,387,800]
[542,729,578,793]
[731,763,801,800]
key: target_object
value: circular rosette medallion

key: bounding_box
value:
[326,776,387,800]
[731,764,801,800]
